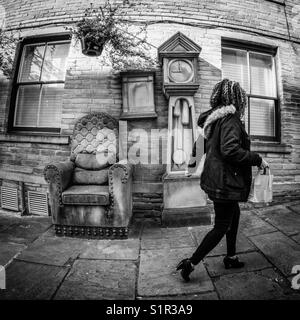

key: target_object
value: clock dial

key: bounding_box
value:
[168,59,194,83]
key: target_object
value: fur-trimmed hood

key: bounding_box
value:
[198,105,236,139]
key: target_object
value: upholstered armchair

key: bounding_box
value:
[44,112,133,239]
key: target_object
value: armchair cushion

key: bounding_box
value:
[75,153,115,170]
[73,167,109,185]
[62,185,110,205]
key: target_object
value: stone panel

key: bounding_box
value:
[138,247,214,297]
[249,232,300,276]
[0,260,69,300]
[239,210,277,236]
[0,241,26,266]
[79,239,140,260]
[204,251,272,277]
[54,260,136,300]
[214,268,290,300]
[16,235,91,266]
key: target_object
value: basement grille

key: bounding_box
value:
[28,191,49,215]
[0,186,19,211]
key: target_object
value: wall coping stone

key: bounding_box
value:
[0,170,46,185]
[133,182,162,194]
[0,133,70,145]
[251,141,292,154]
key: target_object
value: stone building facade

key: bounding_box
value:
[0,0,299,218]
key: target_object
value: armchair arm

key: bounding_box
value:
[44,161,74,191]
[108,161,133,227]
[44,161,75,221]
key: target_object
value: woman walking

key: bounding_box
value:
[177,79,269,282]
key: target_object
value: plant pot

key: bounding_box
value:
[80,36,105,57]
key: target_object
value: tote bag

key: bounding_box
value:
[248,167,273,203]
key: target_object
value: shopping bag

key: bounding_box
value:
[248,167,273,203]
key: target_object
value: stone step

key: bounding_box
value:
[162,206,212,227]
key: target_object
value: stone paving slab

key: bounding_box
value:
[128,221,143,239]
[204,251,272,277]
[0,260,69,300]
[141,227,195,249]
[0,211,34,229]
[138,247,214,297]
[256,205,292,217]
[54,260,136,300]
[239,211,277,236]
[189,226,255,256]
[0,217,52,245]
[16,236,91,266]
[249,231,300,276]
[39,226,56,238]
[259,207,300,236]
[142,226,190,239]
[291,233,300,244]
[79,239,140,260]
[213,268,291,300]
[138,292,219,300]
[0,241,26,266]
[0,213,51,227]
[288,203,300,215]
[210,233,256,256]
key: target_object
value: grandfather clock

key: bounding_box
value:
[158,32,208,225]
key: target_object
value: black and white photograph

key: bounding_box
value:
[0,0,299,307]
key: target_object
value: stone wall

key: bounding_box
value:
[0,0,300,217]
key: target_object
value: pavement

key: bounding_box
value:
[0,201,300,300]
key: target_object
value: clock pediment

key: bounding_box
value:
[158,32,202,62]
[158,32,201,97]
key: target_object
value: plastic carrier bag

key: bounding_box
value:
[248,167,273,203]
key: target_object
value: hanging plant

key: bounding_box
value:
[66,0,157,70]
[0,28,17,78]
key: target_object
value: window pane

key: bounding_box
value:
[250,52,276,97]
[41,43,70,81]
[38,84,64,127]
[14,85,40,127]
[249,98,275,137]
[222,48,249,92]
[19,45,45,82]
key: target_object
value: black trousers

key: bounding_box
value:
[190,201,240,265]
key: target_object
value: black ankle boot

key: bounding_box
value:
[223,256,245,269]
[176,258,194,282]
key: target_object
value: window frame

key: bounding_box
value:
[221,39,280,142]
[8,34,71,134]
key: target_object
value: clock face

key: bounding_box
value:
[168,59,194,83]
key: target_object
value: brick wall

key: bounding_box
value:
[0,0,299,217]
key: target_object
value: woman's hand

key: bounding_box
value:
[259,158,269,170]
[185,170,192,177]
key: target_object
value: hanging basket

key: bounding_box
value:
[80,36,105,57]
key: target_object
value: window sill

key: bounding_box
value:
[251,141,292,154]
[0,133,70,145]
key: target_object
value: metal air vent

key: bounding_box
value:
[0,186,19,211]
[28,191,49,215]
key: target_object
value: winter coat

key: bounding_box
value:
[198,105,262,202]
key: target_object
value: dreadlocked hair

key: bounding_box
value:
[209,79,247,118]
